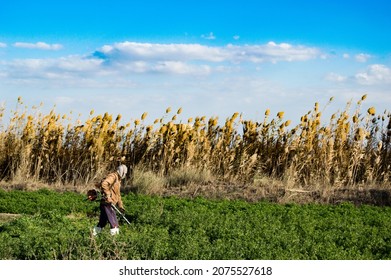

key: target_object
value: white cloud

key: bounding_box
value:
[343,53,350,59]
[94,41,321,65]
[152,61,212,75]
[355,53,371,63]
[1,41,323,88]
[233,35,240,40]
[355,64,391,85]
[116,60,212,75]
[226,41,320,63]
[3,56,105,82]
[0,40,327,96]
[326,72,347,82]
[13,42,63,50]
[0,42,6,48]
[201,32,216,40]
[95,42,228,62]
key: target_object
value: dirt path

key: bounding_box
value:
[0,213,21,223]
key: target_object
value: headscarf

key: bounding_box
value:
[117,164,128,179]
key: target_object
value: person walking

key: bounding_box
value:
[92,164,127,236]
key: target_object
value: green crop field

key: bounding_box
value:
[0,189,390,260]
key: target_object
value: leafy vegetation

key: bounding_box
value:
[0,189,390,260]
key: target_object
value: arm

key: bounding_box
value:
[115,172,124,210]
[101,173,116,203]
[117,194,124,209]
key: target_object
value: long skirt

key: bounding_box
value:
[98,202,119,228]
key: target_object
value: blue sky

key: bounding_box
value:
[1,0,390,125]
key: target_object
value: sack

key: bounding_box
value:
[87,189,98,201]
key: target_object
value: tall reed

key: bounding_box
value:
[0,96,390,189]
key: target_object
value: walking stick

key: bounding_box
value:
[111,204,131,225]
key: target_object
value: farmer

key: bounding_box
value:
[92,164,127,236]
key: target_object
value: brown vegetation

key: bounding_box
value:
[0,95,390,205]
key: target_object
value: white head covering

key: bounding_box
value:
[117,164,128,179]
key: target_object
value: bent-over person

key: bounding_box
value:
[92,164,127,236]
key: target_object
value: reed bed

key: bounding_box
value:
[0,96,390,191]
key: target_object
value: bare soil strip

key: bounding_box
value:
[0,213,21,223]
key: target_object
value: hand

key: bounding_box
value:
[119,207,126,214]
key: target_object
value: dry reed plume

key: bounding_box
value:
[0,96,390,192]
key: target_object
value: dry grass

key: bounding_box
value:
[166,166,212,187]
[0,96,390,202]
[0,213,21,224]
[131,166,166,195]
